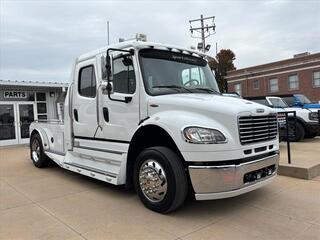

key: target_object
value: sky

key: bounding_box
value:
[0,0,319,83]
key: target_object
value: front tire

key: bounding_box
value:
[288,121,305,142]
[133,146,188,213]
[30,133,50,168]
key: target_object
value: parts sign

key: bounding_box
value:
[4,91,27,99]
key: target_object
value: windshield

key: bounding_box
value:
[139,49,220,96]
[269,98,288,108]
[296,94,311,104]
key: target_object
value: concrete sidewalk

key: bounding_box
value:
[0,146,320,240]
[279,137,320,179]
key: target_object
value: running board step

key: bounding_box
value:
[65,162,117,177]
[64,162,118,184]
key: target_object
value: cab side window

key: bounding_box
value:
[78,65,96,98]
[112,56,136,94]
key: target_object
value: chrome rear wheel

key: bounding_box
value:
[31,138,40,162]
[30,133,50,168]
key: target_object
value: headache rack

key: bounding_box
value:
[238,114,278,145]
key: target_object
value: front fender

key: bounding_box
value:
[141,110,239,153]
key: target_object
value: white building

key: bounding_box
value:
[0,80,68,146]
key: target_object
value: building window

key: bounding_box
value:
[234,83,241,95]
[35,92,47,120]
[78,65,96,98]
[313,71,320,87]
[36,92,46,101]
[288,74,299,90]
[269,78,278,93]
[253,80,260,89]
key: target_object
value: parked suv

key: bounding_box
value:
[246,96,320,141]
[278,94,320,109]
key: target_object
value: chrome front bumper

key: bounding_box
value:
[188,153,279,200]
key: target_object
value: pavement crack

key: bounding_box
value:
[177,218,224,239]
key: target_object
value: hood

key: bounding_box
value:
[148,94,275,117]
[303,103,320,109]
[146,94,277,147]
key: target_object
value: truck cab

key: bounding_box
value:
[30,41,279,213]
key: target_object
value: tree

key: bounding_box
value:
[208,49,236,93]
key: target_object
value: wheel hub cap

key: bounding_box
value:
[31,140,40,162]
[139,159,167,202]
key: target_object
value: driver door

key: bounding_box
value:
[96,53,140,142]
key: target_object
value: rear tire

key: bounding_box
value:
[30,133,50,168]
[133,146,188,213]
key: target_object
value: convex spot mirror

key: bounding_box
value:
[101,81,113,95]
[122,56,133,67]
[106,81,114,94]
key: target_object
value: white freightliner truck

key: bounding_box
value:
[30,41,280,213]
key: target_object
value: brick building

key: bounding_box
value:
[226,52,320,101]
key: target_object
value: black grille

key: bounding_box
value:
[238,114,278,145]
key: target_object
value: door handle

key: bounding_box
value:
[73,109,78,122]
[103,107,109,122]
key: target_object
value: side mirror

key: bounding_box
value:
[106,55,112,81]
[104,48,134,103]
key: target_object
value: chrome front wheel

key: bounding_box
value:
[134,146,188,213]
[139,159,168,203]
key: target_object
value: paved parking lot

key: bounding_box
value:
[0,146,320,240]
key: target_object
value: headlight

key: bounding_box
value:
[182,127,227,144]
[309,112,319,121]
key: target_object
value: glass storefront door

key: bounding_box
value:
[0,103,18,146]
[17,103,35,144]
[0,102,36,146]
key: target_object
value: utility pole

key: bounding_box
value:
[189,15,216,53]
[216,42,218,55]
[200,15,205,51]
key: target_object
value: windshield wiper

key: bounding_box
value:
[194,87,220,94]
[152,85,192,93]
